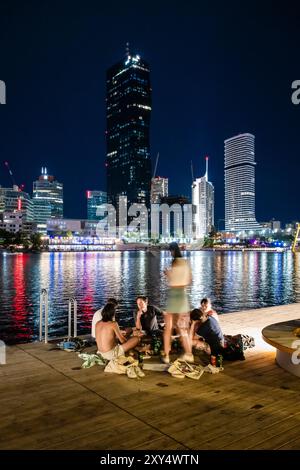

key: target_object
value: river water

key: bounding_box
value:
[0,250,300,344]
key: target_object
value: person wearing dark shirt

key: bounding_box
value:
[134,296,162,336]
[190,308,224,356]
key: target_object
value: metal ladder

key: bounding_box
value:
[39,290,78,342]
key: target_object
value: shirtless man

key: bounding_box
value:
[95,303,141,361]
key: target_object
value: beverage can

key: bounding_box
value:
[210,355,216,366]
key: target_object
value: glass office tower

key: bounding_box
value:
[106,51,152,210]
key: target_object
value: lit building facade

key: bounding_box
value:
[47,218,98,237]
[192,157,214,239]
[0,185,34,221]
[106,50,152,210]
[33,168,63,233]
[0,210,36,234]
[151,177,168,204]
[47,218,116,251]
[224,133,260,232]
[86,190,107,220]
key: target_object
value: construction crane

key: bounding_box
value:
[292,223,300,253]
[152,152,160,179]
[4,161,17,187]
[191,160,194,183]
[3,161,24,211]
[3,161,24,191]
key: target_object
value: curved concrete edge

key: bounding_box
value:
[276,349,300,377]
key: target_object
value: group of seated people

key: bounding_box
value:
[92,295,226,363]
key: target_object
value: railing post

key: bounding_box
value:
[39,289,49,343]
[68,297,78,339]
[68,298,72,339]
[74,298,77,338]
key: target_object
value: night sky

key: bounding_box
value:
[1,2,299,226]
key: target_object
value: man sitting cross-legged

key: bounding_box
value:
[95,302,141,361]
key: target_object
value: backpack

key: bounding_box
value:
[223,334,245,361]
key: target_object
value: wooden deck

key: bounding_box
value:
[1,303,300,450]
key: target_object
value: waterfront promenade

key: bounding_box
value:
[1,303,300,450]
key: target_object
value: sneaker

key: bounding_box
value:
[134,366,145,378]
[161,354,170,364]
[178,353,194,363]
[104,359,127,374]
[126,366,138,378]
[204,364,223,374]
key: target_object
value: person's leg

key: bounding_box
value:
[163,313,173,358]
[193,338,211,354]
[122,336,140,353]
[177,313,192,354]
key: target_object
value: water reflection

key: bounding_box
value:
[0,251,299,344]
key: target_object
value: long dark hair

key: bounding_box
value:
[101,303,116,322]
[169,242,182,265]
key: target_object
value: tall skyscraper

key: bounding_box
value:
[151,177,168,203]
[192,157,214,239]
[33,167,63,232]
[106,48,152,211]
[224,133,260,232]
[86,190,107,220]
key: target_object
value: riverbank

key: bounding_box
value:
[1,246,291,253]
[1,303,300,450]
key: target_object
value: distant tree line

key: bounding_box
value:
[0,230,46,251]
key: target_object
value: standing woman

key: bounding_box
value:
[162,242,194,364]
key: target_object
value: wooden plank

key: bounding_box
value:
[0,303,299,450]
[48,420,171,450]
[277,435,300,450]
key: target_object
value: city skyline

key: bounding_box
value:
[0,4,299,224]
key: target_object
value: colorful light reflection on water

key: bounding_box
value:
[0,251,300,344]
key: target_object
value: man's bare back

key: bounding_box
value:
[96,321,125,354]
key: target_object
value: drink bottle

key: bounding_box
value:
[137,352,144,365]
[217,354,223,368]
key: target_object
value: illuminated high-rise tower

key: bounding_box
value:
[86,190,107,220]
[33,167,63,233]
[106,47,152,210]
[192,157,214,239]
[224,133,260,232]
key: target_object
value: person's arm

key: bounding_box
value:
[114,322,127,344]
[190,320,203,340]
[135,310,143,330]
[187,264,192,285]
[189,320,196,342]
